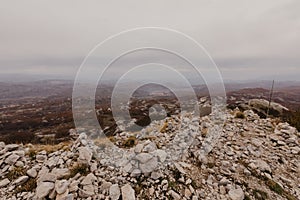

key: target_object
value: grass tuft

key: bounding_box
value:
[15,178,36,193]
[253,189,268,200]
[266,179,284,195]
[122,136,137,148]
[6,167,26,181]
[66,163,89,179]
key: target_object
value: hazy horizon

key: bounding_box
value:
[1,0,299,82]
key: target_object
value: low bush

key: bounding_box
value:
[122,136,137,148]
[253,189,268,200]
[67,163,90,179]
[6,167,26,181]
[235,111,245,119]
[15,178,36,193]
[282,109,300,132]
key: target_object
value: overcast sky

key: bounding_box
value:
[0,0,299,82]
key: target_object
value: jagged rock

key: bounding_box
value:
[80,173,97,197]
[134,144,144,153]
[5,153,20,165]
[14,150,25,157]
[228,187,244,200]
[135,153,153,163]
[15,160,24,167]
[27,168,37,178]
[174,162,186,174]
[100,181,112,194]
[130,168,141,177]
[55,180,69,194]
[123,162,133,173]
[139,157,158,173]
[52,168,70,179]
[109,184,120,200]
[169,190,181,200]
[5,144,19,151]
[121,184,135,200]
[69,180,80,193]
[248,99,288,117]
[36,182,55,198]
[150,171,163,180]
[38,173,57,183]
[78,147,92,164]
[0,178,10,188]
[143,142,157,152]
[36,154,47,162]
[255,159,272,173]
[56,189,71,200]
[81,173,97,185]
[14,176,29,186]
[0,142,5,150]
[154,149,167,162]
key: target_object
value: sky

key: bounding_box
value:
[0,0,299,82]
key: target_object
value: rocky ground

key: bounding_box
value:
[0,108,299,200]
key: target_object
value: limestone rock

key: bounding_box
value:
[228,187,244,200]
[109,184,120,200]
[36,182,55,198]
[121,184,135,200]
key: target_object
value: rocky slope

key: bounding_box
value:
[0,109,299,200]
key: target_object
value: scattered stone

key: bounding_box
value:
[14,176,29,186]
[27,168,37,178]
[36,154,47,162]
[0,178,10,188]
[139,157,158,173]
[36,182,55,198]
[228,187,244,200]
[5,144,19,151]
[0,105,299,200]
[255,159,272,173]
[55,180,69,194]
[78,147,92,164]
[109,184,120,200]
[121,184,135,200]
[5,154,20,165]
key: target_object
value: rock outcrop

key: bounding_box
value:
[0,108,299,199]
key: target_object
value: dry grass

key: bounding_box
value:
[15,178,36,193]
[93,137,115,149]
[122,136,137,148]
[6,167,26,181]
[63,163,89,179]
[26,141,71,156]
[160,121,168,133]
[201,127,208,137]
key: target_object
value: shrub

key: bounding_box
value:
[253,189,268,200]
[235,111,245,119]
[6,167,26,181]
[207,162,215,168]
[67,163,89,179]
[244,195,251,200]
[266,179,284,195]
[122,136,137,148]
[26,141,71,157]
[282,109,300,132]
[27,148,37,160]
[15,178,36,193]
[3,132,36,144]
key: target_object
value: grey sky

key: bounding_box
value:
[0,0,299,81]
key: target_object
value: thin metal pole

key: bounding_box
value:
[267,80,275,117]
